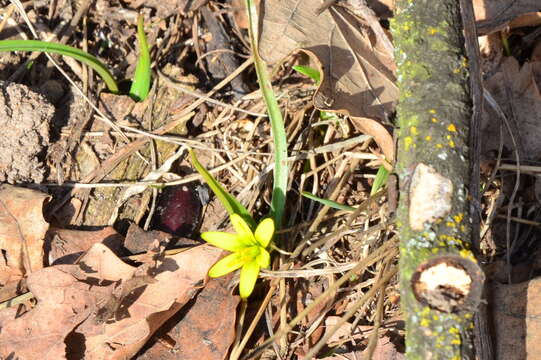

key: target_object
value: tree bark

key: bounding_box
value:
[391,1,485,358]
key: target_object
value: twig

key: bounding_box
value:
[303,263,398,359]
[240,237,398,359]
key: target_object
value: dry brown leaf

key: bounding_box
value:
[45,226,124,265]
[0,263,111,359]
[259,0,398,122]
[508,11,541,28]
[124,222,172,254]
[481,58,541,160]
[231,0,260,29]
[259,0,396,161]
[474,0,541,34]
[140,275,239,360]
[491,277,541,360]
[350,116,394,161]
[80,244,222,359]
[0,184,50,277]
[0,243,222,360]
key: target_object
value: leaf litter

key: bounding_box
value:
[0,0,541,358]
[259,0,397,161]
[0,240,224,359]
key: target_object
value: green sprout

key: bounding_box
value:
[0,39,119,93]
[302,191,356,212]
[370,165,390,196]
[0,15,151,102]
[202,214,273,298]
[292,64,321,84]
[189,0,289,299]
[129,15,151,102]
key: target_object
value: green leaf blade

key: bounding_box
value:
[301,191,356,212]
[292,64,321,84]
[189,149,256,229]
[245,0,288,229]
[370,166,390,196]
[129,15,151,102]
[0,40,119,93]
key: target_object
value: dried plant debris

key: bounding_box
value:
[491,277,541,360]
[482,58,541,161]
[45,226,124,265]
[138,276,239,360]
[0,185,50,280]
[0,82,53,183]
[0,243,222,359]
[7,0,541,357]
[259,0,398,121]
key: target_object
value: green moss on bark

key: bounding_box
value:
[391,0,480,358]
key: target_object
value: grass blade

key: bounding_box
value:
[245,0,288,229]
[129,15,151,102]
[292,65,320,84]
[0,39,119,93]
[370,166,390,196]
[189,149,256,229]
[302,191,356,212]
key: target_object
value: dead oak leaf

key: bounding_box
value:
[259,0,398,122]
[0,243,222,360]
[491,277,541,360]
[0,265,109,360]
[0,184,50,277]
[79,244,222,359]
[474,0,541,35]
[139,276,239,360]
[482,58,541,161]
[45,226,124,265]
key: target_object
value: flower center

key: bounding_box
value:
[240,246,260,263]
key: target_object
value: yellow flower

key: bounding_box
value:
[201,214,273,298]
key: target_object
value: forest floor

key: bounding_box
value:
[0,0,540,359]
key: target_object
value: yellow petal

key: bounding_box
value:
[256,248,270,268]
[231,213,256,245]
[208,252,244,277]
[239,261,259,298]
[201,231,247,251]
[254,218,274,248]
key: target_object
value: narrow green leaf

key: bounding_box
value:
[302,191,356,212]
[292,65,321,84]
[370,166,390,196]
[245,0,288,229]
[129,15,151,102]
[319,110,339,120]
[189,149,255,229]
[0,40,119,93]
